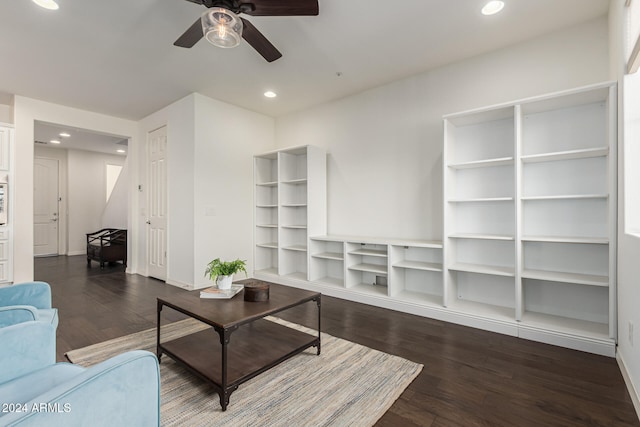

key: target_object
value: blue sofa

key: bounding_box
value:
[0,281,58,329]
[0,321,160,426]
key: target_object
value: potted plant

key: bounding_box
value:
[205,258,247,290]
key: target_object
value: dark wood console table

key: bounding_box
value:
[156,280,321,411]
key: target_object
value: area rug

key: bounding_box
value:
[66,317,422,427]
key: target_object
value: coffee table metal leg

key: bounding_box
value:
[217,326,238,411]
[316,295,322,355]
[156,301,163,362]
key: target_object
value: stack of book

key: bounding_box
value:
[199,284,244,299]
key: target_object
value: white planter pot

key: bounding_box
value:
[216,275,233,290]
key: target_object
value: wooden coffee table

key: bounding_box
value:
[156,280,321,411]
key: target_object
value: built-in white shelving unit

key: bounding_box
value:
[252,82,617,357]
[253,145,326,281]
[443,81,617,356]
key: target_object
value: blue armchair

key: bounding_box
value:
[0,282,58,329]
[0,322,160,426]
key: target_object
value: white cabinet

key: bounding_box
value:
[0,124,12,284]
[0,126,11,171]
[443,82,617,355]
[253,145,326,280]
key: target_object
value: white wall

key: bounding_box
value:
[0,105,11,124]
[13,96,138,282]
[138,94,275,288]
[613,0,640,416]
[192,93,275,288]
[67,150,125,254]
[101,157,129,230]
[138,94,196,286]
[275,17,609,240]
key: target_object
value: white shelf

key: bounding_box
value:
[349,283,388,297]
[449,263,515,277]
[521,235,609,244]
[312,252,344,261]
[393,260,442,272]
[521,312,609,340]
[314,276,344,287]
[312,235,442,248]
[282,245,307,252]
[349,263,387,275]
[521,194,608,201]
[449,299,515,322]
[282,271,307,281]
[281,178,307,185]
[256,242,278,249]
[449,233,514,241]
[393,290,442,306]
[521,269,609,287]
[448,157,514,169]
[349,248,388,257]
[448,197,514,203]
[255,267,278,275]
[254,146,327,279]
[520,147,608,163]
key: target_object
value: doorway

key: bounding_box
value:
[33,121,129,261]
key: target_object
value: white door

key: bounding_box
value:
[34,158,59,257]
[147,126,168,280]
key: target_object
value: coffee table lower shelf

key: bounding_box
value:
[158,318,319,409]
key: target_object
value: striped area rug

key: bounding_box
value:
[66,317,423,427]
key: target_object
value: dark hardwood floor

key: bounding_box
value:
[37,255,639,426]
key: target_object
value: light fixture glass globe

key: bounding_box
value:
[32,0,59,10]
[201,8,243,49]
[481,1,504,16]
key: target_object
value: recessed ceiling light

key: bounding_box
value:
[482,0,504,16]
[117,149,126,154]
[50,139,61,144]
[32,0,59,10]
[59,132,70,138]
[264,91,277,98]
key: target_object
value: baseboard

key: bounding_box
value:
[66,251,85,256]
[518,326,616,357]
[617,352,640,420]
[254,271,616,357]
[165,278,194,290]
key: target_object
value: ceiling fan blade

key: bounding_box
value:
[240,0,318,16]
[241,18,282,62]
[174,18,204,48]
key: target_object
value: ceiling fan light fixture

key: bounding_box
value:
[481,1,505,16]
[32,0,59,10]
[202,8,243,49]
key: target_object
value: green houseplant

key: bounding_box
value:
[205,258,247,290]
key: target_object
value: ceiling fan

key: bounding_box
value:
[174,0,319,62]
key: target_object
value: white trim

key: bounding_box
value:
[617,352,640,419]
[253,271,618,356]
[66,250,85,256]
[165,278,193,290]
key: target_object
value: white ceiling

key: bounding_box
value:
[34,121,128,156]
[1,0,610,120]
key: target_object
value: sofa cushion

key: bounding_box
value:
[0,363,85,409]
[37,308,59,329]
